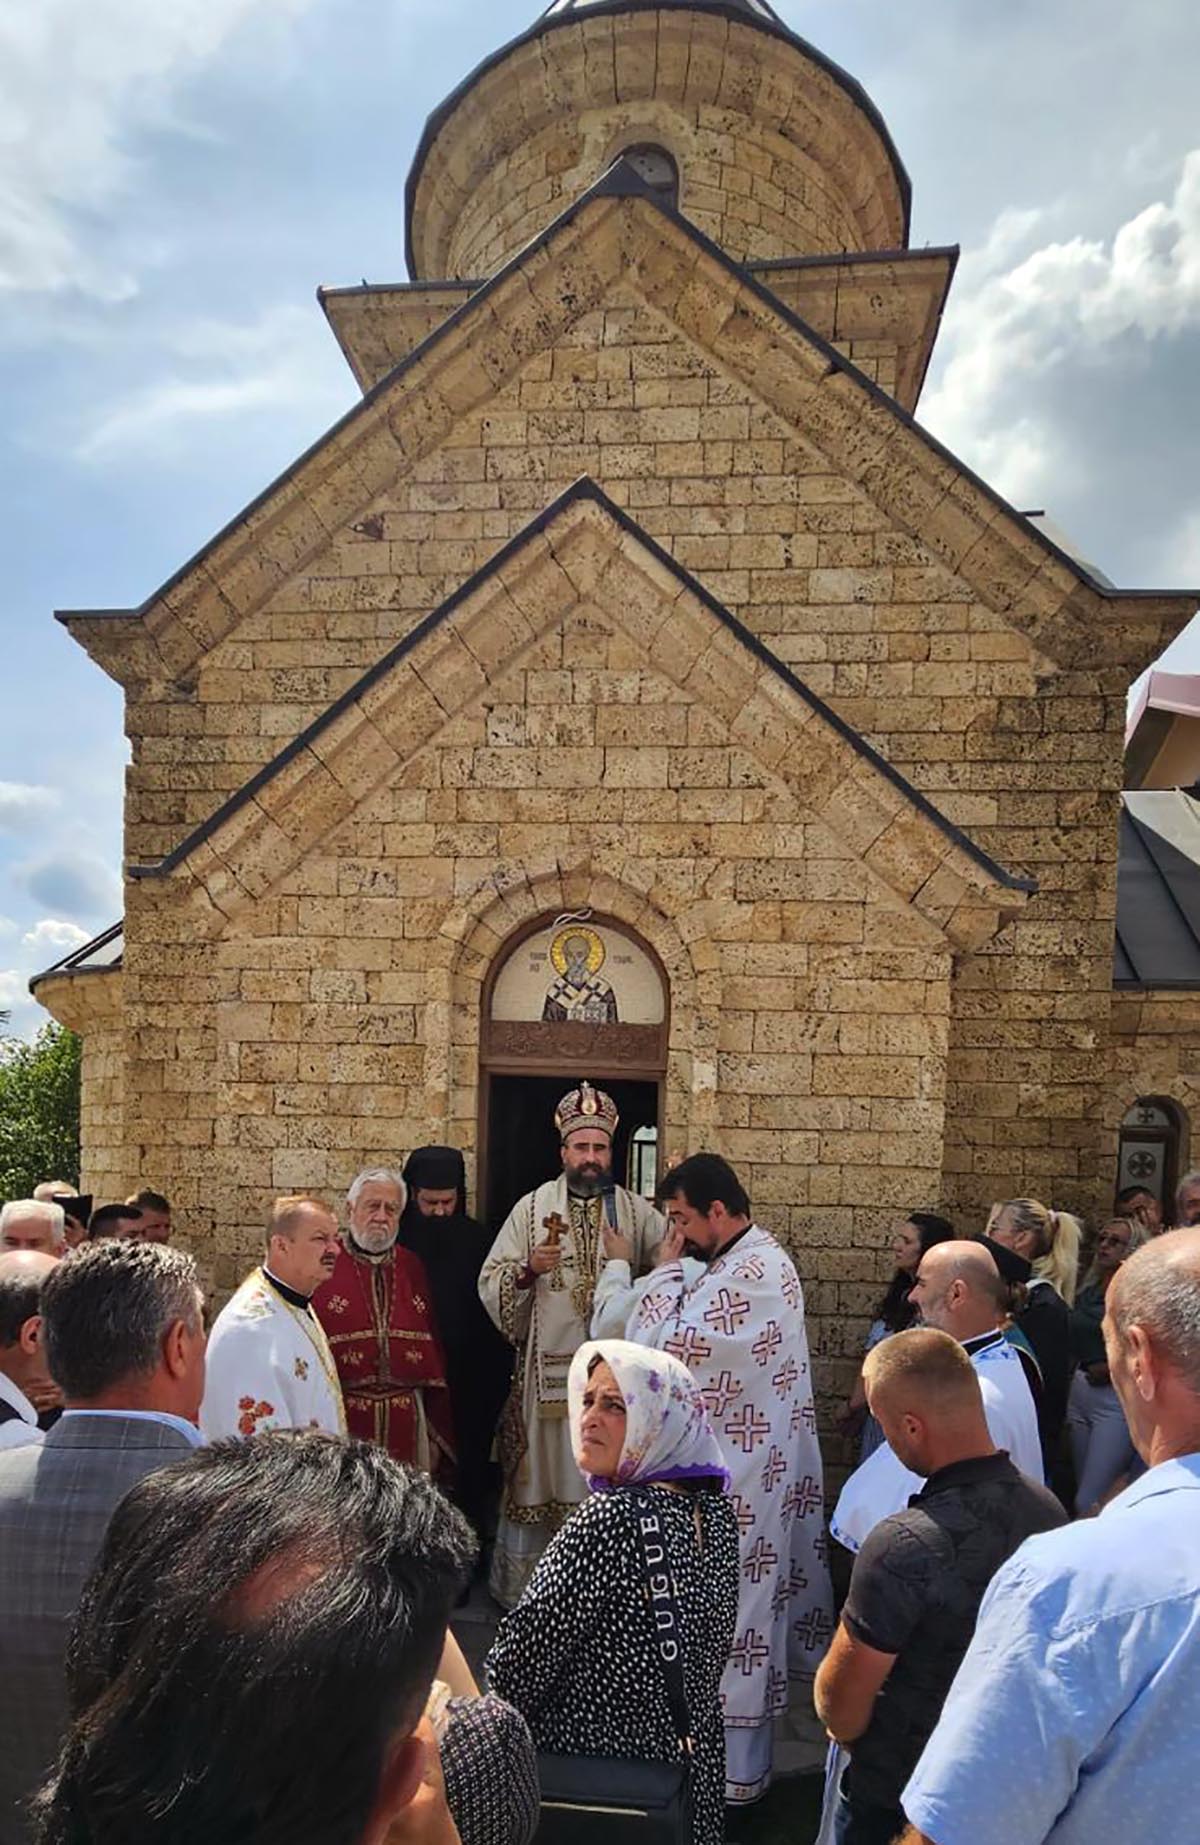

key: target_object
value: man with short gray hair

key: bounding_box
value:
[313,1167,452,1475]
[0,1201,65,1256]
[899,1230,1200,1845]
[0,1240,207,1844]
[1173,1168,1200,1229]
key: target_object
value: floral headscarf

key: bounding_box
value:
[568,1339,730,1495]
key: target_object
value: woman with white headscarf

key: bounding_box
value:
[486,1340,738,1845]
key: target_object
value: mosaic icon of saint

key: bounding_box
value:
[542,926,619,1024]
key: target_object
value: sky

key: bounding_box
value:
[2,0,1199,1035]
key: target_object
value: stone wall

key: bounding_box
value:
[1105,989,1200,1183]
[125,294,1025,858]
[31,970,128,1204]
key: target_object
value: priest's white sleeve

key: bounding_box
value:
[200,1319,305,1442]
[590,1259,636,1338]
[478,1202,535,1348]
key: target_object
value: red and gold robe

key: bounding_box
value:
[314,1240,454,1474]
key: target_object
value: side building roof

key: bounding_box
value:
[1117,788,1200,988]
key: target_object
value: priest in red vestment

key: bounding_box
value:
[313,1167,454,1475]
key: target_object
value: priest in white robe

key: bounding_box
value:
[201,1196,346,1441]
[831,1238,1044,1553]
[628,1153,833,1807]
[479,1081,665,1606]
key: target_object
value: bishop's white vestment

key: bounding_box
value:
[479,1178,665,1606]
[201,1268,347,1442]
[628,1225,833,1805]
[830,1327,1044,1554]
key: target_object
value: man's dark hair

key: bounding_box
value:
[34,1434,476,1845]
[659,1152,750,1219]
[86,1204,142,1241]
[0,1267,43,1348]
[41,1241,201,1402]
[127,1189,171,1215]
[1115,1184,1153,1207]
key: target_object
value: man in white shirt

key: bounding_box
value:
[201,1196,346,1440]
[0,1250,59,1451]
[833,1241,1043,1553]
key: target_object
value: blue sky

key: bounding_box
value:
[3,0,1199,1033]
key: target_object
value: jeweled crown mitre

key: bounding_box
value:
[555,1079,619,1143]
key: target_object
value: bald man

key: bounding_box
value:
[832,1242,1043,1553]
[900,1230,1200,1845]
[0,1251,59,1451]
[817,1330,1064,1845]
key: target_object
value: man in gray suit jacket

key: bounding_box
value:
[0,1239,207,1844]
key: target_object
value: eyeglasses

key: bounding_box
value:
[1097,1233,1130,1249]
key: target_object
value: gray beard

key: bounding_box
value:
[567,1173,605,1199]
[351,1226,398,1258]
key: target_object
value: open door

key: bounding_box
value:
[483,1072,661,1234]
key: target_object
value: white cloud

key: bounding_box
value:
[0,971,25,1008]
[922,150,1200,508]
[0,0,319,300]
[75,302,348,460]
[0,781,59,833]
[21,918,89,952]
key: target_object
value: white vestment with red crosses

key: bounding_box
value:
[628,1225,833,1806]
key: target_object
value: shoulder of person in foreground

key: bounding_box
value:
[902,1474,1200,1845]
[442,1694,539,1845]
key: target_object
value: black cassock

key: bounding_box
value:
[400,1146,511,1545]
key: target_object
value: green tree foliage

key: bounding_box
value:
[0,1023,82,1200]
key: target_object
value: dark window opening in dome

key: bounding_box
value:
[619,145,680,209]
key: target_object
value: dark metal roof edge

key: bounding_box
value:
[748,244,960,276]
[401,0,914,278]
[1113,978,1200,992]
[55,608,135,625]
[317,280,478,302]
[319,247,959,307]
[910,243,960,408]
[129,475,1032,900]
[29,919,124,988]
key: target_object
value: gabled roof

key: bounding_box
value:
[58,161,1199,691]
[319,244,957,413]
[128,479,1032,955]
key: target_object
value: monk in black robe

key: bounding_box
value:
[400,1146,510,1548]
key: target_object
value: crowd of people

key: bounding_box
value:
[0,1089,1196,1845]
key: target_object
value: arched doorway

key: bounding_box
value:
[1116,1096,1187,1214]
[478,911,669,1230]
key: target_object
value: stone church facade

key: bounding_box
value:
[35,0,1198,1424]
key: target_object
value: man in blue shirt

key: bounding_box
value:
[899,1228,1200,1845]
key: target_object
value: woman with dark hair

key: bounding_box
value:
[837,1213,955,1460]
[487,1340,738,1845]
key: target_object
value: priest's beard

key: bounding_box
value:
[566,1168,606,1199]
[353,1225,399,1257]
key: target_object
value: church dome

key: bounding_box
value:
[405,0,911,280]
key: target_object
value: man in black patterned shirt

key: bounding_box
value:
[815,1328,1065,1845]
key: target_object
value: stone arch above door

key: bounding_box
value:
[420,856,719,1161]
